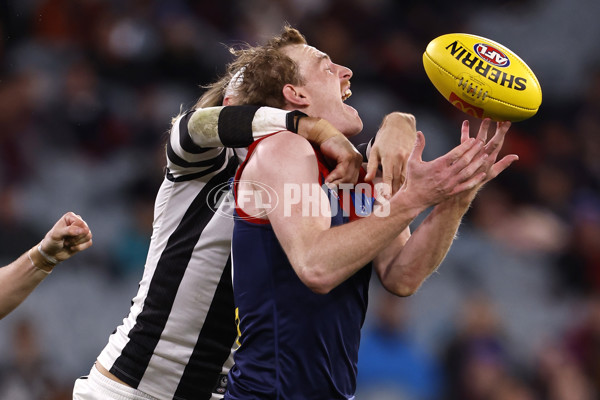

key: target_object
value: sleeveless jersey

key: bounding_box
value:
[227,137,373,400]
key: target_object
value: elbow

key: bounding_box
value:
[296,263,337,295]
[378,256,441,297]
[385,281,421,297]
[381,271,427,297]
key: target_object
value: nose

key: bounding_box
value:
[337,64,352,81]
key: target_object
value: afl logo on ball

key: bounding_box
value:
[474,43,510,68]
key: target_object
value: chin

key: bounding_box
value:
[340,105,363,136]
[344,117,363,137]
[345,125,363,137]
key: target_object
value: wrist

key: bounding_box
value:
[436,194,473,215]
[298,117,341,145]
[389,190,428,221]
[28,244,56,273]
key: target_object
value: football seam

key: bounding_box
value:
[424,52,538,112]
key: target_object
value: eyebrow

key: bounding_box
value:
[315,53,331,68]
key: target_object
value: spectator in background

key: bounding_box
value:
[556,195,600,295]
[357,287,442,400]
[440,293,514,400]
[564,294,600,395]
[533,338,595,400]
[0,318,60,400]
[109,177,156,278]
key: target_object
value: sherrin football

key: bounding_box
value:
[423,33,542,122]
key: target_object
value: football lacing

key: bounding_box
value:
[457,76,488,99]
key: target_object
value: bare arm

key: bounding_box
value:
[0,212,92,319]
[373,119,517,296]
[239,128,490,294]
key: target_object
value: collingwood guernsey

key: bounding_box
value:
[96,106,294,400]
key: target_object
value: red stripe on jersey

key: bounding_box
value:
[233,132,283,225]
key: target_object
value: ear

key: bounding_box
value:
[282,84,310,107]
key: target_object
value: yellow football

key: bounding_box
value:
[423,33,542,122]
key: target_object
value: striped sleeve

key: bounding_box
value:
[166,106,288,180]
[166,111,228,180]
[187,106,289,148]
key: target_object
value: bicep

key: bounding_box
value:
[268,181,332,267]
[243,133,332,268]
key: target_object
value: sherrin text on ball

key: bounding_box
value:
[423,33,542,122]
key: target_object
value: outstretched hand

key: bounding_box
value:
[40,212,93,263]
[397,118,518,211]
[399,128,491,208]
[461,118,518,188]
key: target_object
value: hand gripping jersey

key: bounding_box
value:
[227,137,373,400]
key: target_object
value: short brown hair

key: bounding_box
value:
[195,25,307,109]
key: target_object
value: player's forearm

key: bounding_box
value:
[187,106,334,149]
[187,106,353,149]
[377,197,469,296]
[187,106,273,148]
[0,248,49,319]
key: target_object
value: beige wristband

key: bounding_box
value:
[306,118,340,144]
[28,249,52,275]
[28,244,57,273]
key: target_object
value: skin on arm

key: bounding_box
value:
[0,212,92,319]
[373,119,518,296]
[239,128,491,294]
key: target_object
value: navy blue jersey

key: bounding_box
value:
[227,139,372,400]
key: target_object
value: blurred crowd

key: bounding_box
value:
[0,0,599,399]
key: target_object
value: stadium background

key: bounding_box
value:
[1,0,599,398]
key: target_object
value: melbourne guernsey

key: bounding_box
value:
[227,138,373,400]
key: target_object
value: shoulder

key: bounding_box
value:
[253,131,315,165]
[257,130,312,152]
[245,131,319,183]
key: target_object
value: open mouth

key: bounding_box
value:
[342,83,352,101]
[342,88,352,101]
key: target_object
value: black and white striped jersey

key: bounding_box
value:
[96,106,294,400]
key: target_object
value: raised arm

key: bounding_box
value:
[373,119,517,296]
[239,126,491,294]
[199,107,418,189]
[179,106,362,183]
[0,212,92,319]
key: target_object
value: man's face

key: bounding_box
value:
[283,44,363,137]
